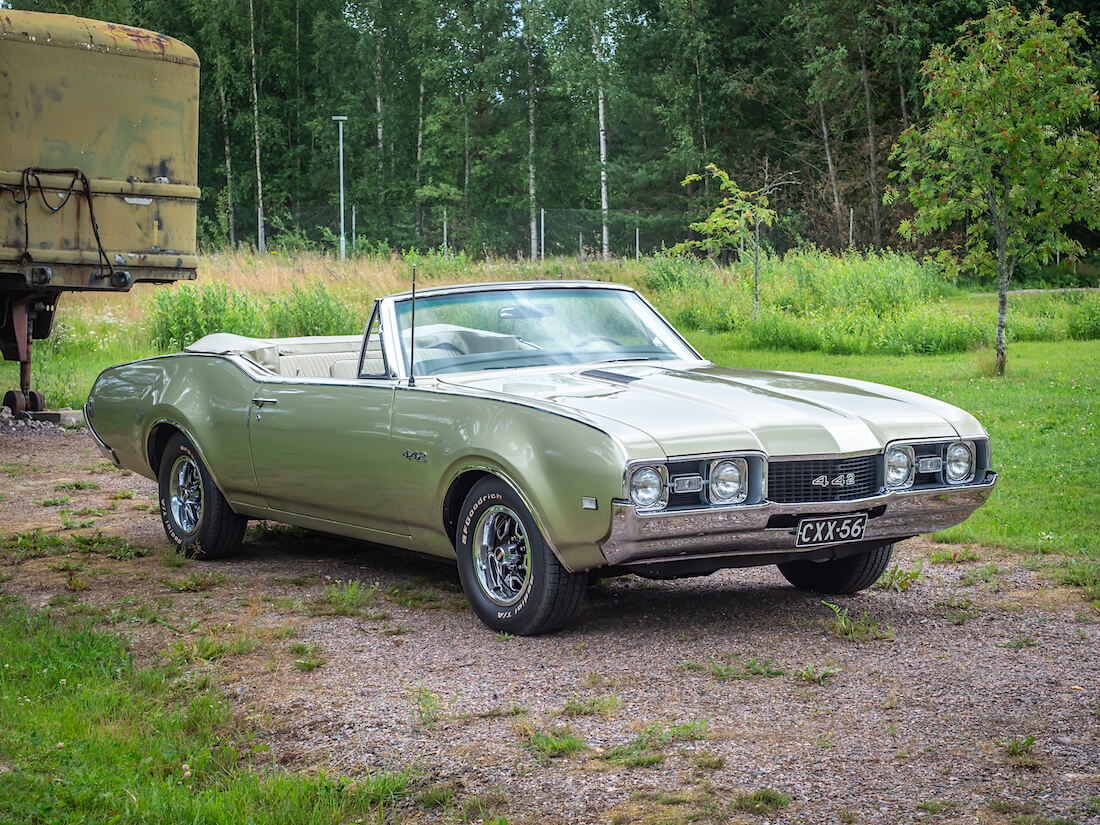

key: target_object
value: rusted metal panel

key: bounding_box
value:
[0,10,200,292]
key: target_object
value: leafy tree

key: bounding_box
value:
[673,164,778,318]
[890,3,1100,375]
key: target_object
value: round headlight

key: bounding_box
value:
[629,467,665,509]
[885,446,914,488]
[709,459,747,504]
[945,441,974,483]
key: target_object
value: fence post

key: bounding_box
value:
[351,206,356,255]
[540,208,545,260]
[443,207,448,259]
[635,223,640,261]
[579,231,583,259]
[849,208,854,248]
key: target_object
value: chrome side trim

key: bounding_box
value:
[600,471,997,565]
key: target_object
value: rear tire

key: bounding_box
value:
[157,432,247,559]
[777,543,894,594]
[455,479,585,635]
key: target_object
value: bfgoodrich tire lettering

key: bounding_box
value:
[157,432,247,559]
[777,543,895,594]
[455,478,584,635]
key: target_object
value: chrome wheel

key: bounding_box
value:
[472,504,532,606]
[168,454,203,536]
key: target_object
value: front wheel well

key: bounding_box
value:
[442,470,495,548]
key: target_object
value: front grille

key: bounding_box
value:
[767,454,881,503]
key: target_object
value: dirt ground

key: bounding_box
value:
[1,423,1098,825]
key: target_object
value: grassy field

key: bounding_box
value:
[0,601,415,825]
[1,250,1096,573]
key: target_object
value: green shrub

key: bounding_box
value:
[149,282,266,350]
[1067,295,1100,340]
[640,252,714,292]
[268,282,361,337]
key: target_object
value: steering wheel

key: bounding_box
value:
[574,336,622,348]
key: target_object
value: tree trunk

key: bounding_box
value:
[414,68,425,242]
[462,96,470,210]
[374,28,384,204]
[592,24,610,262]
[800,1,843,248]
[890,18,910,131]
[218,80,235,247]
[994,225,1010,376]
[856,30,882,248]
[526,36,537,260]
[249,0,265,252]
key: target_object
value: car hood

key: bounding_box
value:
[438,361,981,458]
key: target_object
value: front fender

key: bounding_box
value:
[391,385,631,571]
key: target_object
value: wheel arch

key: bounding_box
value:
[145,417,235,505]
[441,465,574,571]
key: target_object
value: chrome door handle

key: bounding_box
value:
[252,398,278,407]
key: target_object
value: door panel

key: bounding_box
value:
[248,380,407,537]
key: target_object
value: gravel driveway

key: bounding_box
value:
[1,423,1097,824]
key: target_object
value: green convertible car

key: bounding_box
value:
[86,281,997,634]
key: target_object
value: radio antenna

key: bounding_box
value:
[408,263,417,387]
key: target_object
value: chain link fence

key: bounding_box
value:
[219,204,701,259]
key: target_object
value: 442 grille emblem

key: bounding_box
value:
[812,472,856,487]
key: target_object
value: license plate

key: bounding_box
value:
[795,514,868,548]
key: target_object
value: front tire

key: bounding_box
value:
[777,543,894,594]
[455,479,585,635]
[158,432,247,559]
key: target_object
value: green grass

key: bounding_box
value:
[0,602,414,824]
[689,337,1100,562]
[596,721,709,768]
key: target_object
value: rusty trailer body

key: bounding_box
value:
[0,10,199,412]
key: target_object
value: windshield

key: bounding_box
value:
[393,287,699,376]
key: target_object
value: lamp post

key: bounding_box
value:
[332,115,348,259]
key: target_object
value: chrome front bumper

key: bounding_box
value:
[599,471,997,566]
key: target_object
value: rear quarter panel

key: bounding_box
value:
[88,355,259,501]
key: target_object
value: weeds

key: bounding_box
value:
[307,580,377,616]
[822,602,894,642]
[1057,558,1100,600]
[406,680,457,727]
[936,595,979,624]
[385,577,466,610]
[560,694,621,718]
[160,572,226,592]
[960,562,1001,587]
[996,735,1042,768]
[690,751,726,770]
[929,546,980,564]
[160,547,190,569]
[55,480,99,491]
[289,642,325,671]
[875,562,922,593]
[732,788,790,814]
[681,654,785,681]
[794,664,840,683]
[37,496,71,507]
[519,724,585,760]
[917,799,959,813]
[1004,635,1039,649]
[597,721,709,767]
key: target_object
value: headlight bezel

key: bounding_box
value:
[708,457,749,505]
[944,440,976,484]
[628,464,668,511]
[884,444,916,490]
